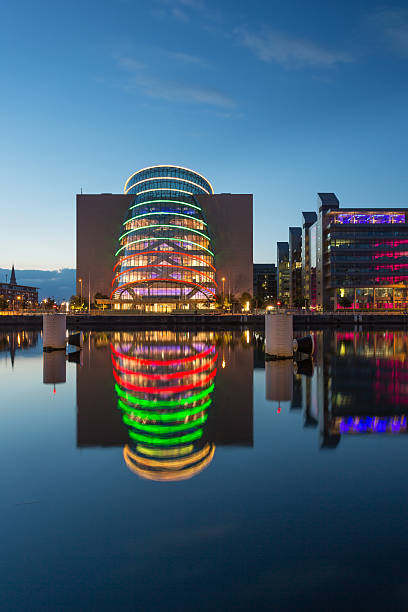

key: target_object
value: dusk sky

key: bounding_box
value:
[2,0,408,269]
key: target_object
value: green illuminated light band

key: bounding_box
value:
[118,398,212,421]
[123,413,207,433]
[115,383,214,407]
[115,237,214,257]
[129,199,201,212]
[123,211,207,227]
[128,429,203,445]
[118,224,211,243]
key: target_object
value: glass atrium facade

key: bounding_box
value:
[320,208,408,309]
[112,166,217,311]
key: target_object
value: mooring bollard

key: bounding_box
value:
[43,314,66,351]
[265,312,293,358]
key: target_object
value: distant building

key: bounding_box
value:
[302,193,408,310]
[0,266,38,308]
[289,227,302,306]
[277,242,290,305]
[253,264,277,305]
[301,212,317,308]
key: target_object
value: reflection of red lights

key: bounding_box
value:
[111,353,218,379]
[110,344,215,366]
[112,367,217,394]
[277,407,281,414]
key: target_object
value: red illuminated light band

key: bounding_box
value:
[112,264,217,288]
[112,367,217,394]
[113,251,216,273]
[111,353,218,380]
[110,278,216,300]
[110,344,215,366]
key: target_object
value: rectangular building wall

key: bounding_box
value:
[76,194,134,299]
[77,193,253,301]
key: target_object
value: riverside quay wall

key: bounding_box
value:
[3,313,408,329]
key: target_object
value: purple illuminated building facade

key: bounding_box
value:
[302,193,408,310]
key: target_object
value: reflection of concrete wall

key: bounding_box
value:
[76,193,253,299]
[206,342,253,446]
[76,337,128,447]
[77,334,253,448]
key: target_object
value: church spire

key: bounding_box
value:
[10,265,16,285]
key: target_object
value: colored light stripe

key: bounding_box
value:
[114,382,215,407]
[124,211,207,226]
[126,187,198,198]
[125,176,211,196]
[123,445,215,481]
[123,413,207,433]
[112,367,217,394]
[113,251,216,273]
[118,223,211,243]
[129,199,202,212]
[124,165,214,194]
[115,237,214,257]
[112,264,217,288]
[118,398,212,421]
[111,278,216,300]
[128,428,203,445]
[136,444,194,457]
[111,344,215,366]
[111,352,218,379]
[125,443,212,469]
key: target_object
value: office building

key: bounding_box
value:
[253,263,277,306]
[77,165,253,311]
[277,242,290,305]
[288,227,302,306]
[302,193,408,310]
[301,212,317,308]
[0,266,38,308]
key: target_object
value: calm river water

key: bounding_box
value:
[1,328,408,611]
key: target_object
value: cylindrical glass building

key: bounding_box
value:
[111,165,217,311]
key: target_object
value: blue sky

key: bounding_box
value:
[1,0,408,269]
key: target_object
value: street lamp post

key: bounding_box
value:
[78,278,83,308]
[221,277,226,303]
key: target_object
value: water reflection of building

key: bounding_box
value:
[0,330,39,366]
[76,331,253,479]
[112,332,217,481]
[305,331,408,448]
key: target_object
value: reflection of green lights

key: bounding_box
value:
[123,413,207,433]
[128,429,203,445]
[136,444,193,457]
[115,383,214,407]
[118,398,212,421]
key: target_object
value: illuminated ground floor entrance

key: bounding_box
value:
[104,299,216,312]
[335,286,408,310]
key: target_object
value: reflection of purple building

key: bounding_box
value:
[302,193,408,310]
[313,331,408,448]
